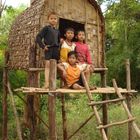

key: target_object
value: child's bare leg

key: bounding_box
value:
[44,60,50,88]
[72,83,84,89]
[84,66,91,83]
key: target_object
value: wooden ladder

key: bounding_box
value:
[81,72,140,140]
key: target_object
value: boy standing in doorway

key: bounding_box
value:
[36,12,60,88]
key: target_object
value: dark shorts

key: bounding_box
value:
[44,46,60,60]
[70,74,84,89]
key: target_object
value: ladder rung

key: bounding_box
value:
[89,97,125,106]
[97,117,135,129]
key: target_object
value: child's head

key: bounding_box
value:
[76,30,85,43]
[48,12,58,27]
[64,28,75,41]
[67,51,77,65]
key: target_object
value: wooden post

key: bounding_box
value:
[8,83,23,140]
[101,71,108,135]
[2,67,8,140]
[126,59,132,140]
[48,59,57,140]
[61,94,68,140]
[27,72,39,140]
[24,46,39,140]
[2,51,9,140]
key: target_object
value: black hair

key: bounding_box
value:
[67,51,77,58]
[75,30,86,43]
[64,28,75,34]
[76,30,85,36]
[48,11,57,19]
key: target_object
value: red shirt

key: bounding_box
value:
[75,42,92,64]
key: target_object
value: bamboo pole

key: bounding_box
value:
[97,117,135,129]
[125,59,132,140]
[101,71,108,135]
[97,10,100,67]
[2,68,8,140]
[81,72,108,140]
[113,79,140,138]
[89,97,125,106]
[48,59,57,140]
[8,82,23,140]
[2,51,9,140]
[26,72,39,140]
[61,94,68,140]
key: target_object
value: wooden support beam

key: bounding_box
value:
[8,82,23,140]
[61,94,68,140]
[2,67,8,140]
[97,117,135,129]
[28,67,108,72]
[15,87,137,94]
[126,59,132,140]
[101,71,108,136]
[113,79,140,138]
[48,59,57,140]
[2,51,9,140]
[89,97,125,106]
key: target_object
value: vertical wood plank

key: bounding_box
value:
[101,72,108,136]
[126,59,132,140]
[61,94,68,140]
[2,51,9,140]
[48,59,57,140]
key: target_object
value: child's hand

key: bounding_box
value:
[90,64,94,72]
[60,38,64,44]
[44,46,48,51]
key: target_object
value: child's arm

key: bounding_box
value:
[57,63,67,78]
[86,45,92,64]
[36,26,48,49]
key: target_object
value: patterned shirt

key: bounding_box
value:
[60,41,76,62]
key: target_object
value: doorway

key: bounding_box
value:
[59,18,85,41]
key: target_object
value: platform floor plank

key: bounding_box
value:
[15,87,137,95]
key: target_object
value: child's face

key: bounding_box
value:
[68,54,77,65]
[48,14,58,27]
[65,30,74,41]
[77,31,85,42]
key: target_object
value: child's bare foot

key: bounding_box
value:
[61,85,69,89]
[89,86,97,90]
[43,86,49,89]
[43,84,49,89]
[72,83,84,90]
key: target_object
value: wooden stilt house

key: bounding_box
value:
[3,1,140,140]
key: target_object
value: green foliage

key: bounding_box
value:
[105,0,140,89]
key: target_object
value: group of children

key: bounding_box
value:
[36,12,95,89]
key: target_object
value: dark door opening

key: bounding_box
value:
[59,18,85,41]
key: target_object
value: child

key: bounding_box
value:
[57,51,87,89]
[36,12,60,88]
[60,28,76,62]
[75,30,94,85]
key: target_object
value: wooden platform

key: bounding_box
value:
[15,87,137,95]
